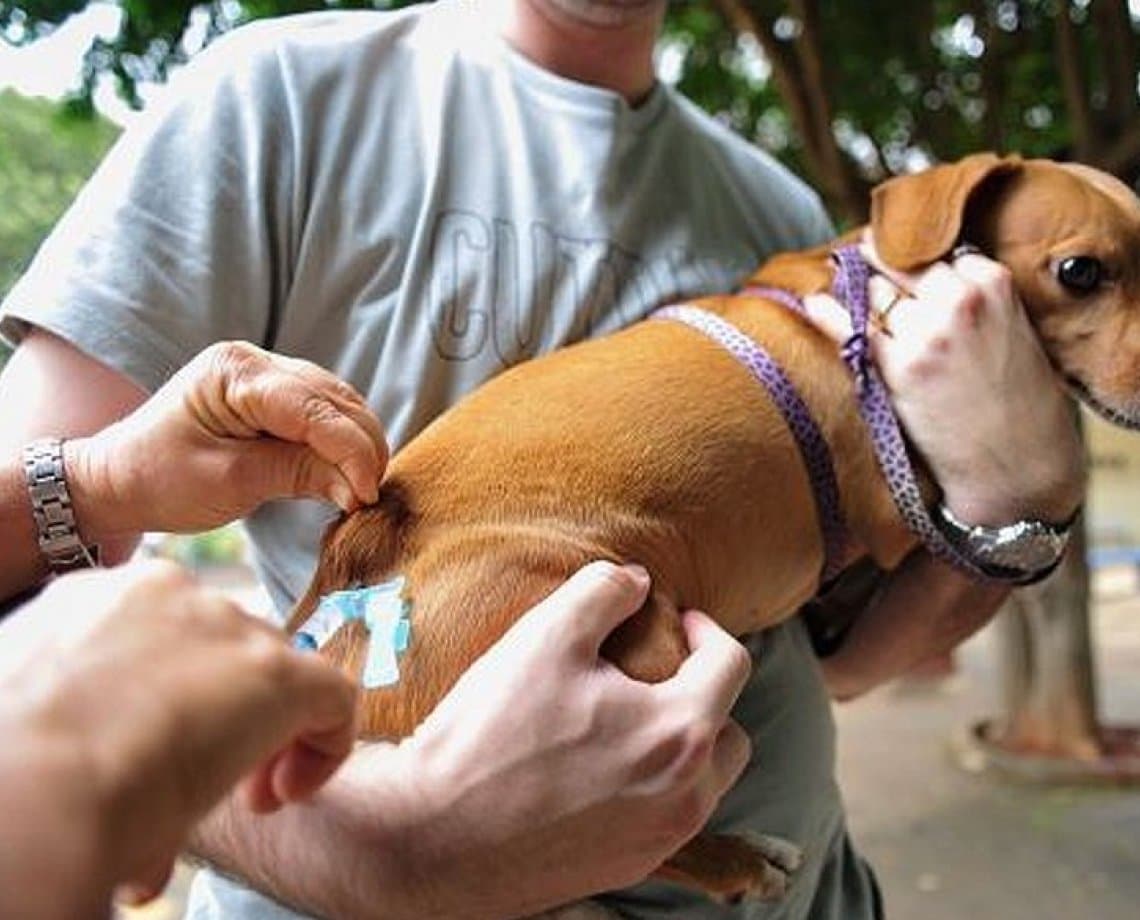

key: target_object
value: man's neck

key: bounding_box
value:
[499,0,663,105]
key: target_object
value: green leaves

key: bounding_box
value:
[2,1,1137,221]
[0,89,118,299]
[3,1,420,111]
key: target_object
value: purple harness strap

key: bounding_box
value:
[739,284,808,317]
[828,244,990,578]
[654,304,849,583]
[657,244,995,584]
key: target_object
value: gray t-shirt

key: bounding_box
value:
[1,2,878,918]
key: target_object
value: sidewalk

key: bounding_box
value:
[835,567,1140,920]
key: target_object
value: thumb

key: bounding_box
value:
[803,293,853,344]
[114,856,175,909]
[521,562,652,659]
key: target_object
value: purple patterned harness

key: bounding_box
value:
[656,243,994,585]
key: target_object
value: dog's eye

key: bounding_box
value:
[1056,256,1104,293]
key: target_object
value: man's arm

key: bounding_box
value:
[819,550,1008,700]
[189,565,753,920]
[3,334,753,918]
[0,330,386,604]
[0,561,359,914]
[806,242,1085,699]
[0,331,148,601]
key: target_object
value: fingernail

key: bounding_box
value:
[622,563,651,587]
[114,884,155,907]
[331,483,356,512]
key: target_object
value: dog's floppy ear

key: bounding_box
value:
[870,153,1023,271]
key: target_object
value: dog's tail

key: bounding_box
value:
[286,482,414,634]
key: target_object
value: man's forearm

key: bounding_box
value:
[0,458,52,604]
[0,713,115,918]
[0,451,142,605]
[187,750,423,920]
[821,549,1009,700]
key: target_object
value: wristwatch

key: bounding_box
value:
[23,438,100,571]
[934,502,1078,585]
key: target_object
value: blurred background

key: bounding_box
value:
[1,1,1137,918]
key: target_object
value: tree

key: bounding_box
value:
[0,1,419,111]
[0,89,119,370]
[4,0,1138,771]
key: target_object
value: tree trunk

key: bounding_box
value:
[711,0,870,223]
[1054,0,1098,161]
[1091,0,1139,136]
[992,513,1102,760]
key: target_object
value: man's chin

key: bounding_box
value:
[539,0,665,29]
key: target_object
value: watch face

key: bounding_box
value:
[937,506,1069,579]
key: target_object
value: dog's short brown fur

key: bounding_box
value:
[288,154,1140,902]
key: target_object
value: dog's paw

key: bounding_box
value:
[731,832,804,902]
[657,830,804,904]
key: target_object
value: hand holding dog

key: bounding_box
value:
[0,560,358,916]
[806,237,1085,525]
[325,562,753,918]
[64,340,388,540]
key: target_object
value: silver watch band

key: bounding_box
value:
[23,438,99,571]
[934,502,1075,584]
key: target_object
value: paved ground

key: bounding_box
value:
[122,567,1140,919]
[835,568,1140,920]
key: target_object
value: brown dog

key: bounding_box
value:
[288,153,1140,902]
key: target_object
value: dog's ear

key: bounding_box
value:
[870,153,1023,271]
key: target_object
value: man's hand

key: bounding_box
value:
[803,239,1086,700]
[66,340,389,539]
[806,237,1085,525]
[0,560,358,913]
[195,563,753,920]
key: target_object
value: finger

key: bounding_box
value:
[240,753,286,814]
[859,234,926,292]
[240,439,361,512]
[277,355,389,459]
[802,293,853,344]
[231,646,358,812]
[946,249,1016,300]
[256,380,384,505]
[114,857,175,908]
[271,648,360,753]
[223,364,386,506]
[875,261,970,344]
[663,610,752,718]
[520,562,652,659]
[270,734,355,805]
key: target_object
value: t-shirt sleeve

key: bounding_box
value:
[0,23,296,393]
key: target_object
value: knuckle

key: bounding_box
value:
[899,337,951,384]
[954,284,987,318]
[183,590,242,630]
[581,560,639,596]
[301,393,342,429]
[673,718,717,776]
[206,340,262,377]
[241,628,294,678]
[326,374,366,405]
[988,262,1013,288]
